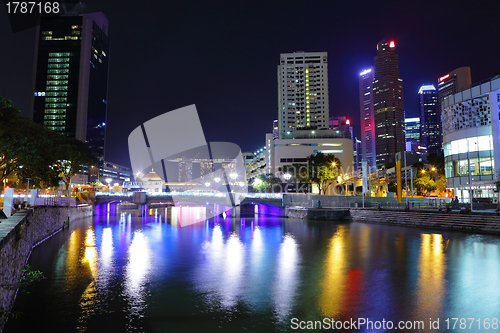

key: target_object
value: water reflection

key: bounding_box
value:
[79,228,98,326]
[415,233,446,320]
[194,225,245,309]
[9,206,500,333]
[123,230,151,317]
[273,233,300,321]
[319,228,347,317]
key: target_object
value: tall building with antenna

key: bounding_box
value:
[373,40,405,167]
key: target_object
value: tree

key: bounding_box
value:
[436,175,447,195]
[0,97,39,186]
[281,154,341,195]
[52,136,96,195]
[252,173,281,192]
[413,171,437,196]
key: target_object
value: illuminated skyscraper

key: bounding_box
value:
[359,67,375,169]
[373,40,405,167]
[31,5,109,163]
[418,84,440,154]
[437,67,471,108]
[278,51,329,139]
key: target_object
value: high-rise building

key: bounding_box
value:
[31,5,109,163]
[418,84,440,154]
[272,119,279,139]
[373,40,405,167]
[437,67,471,110]
[278,51,329,139]
[404,117,420,143]
[359,67,376,169]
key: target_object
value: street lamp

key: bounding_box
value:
[105,178,112,191]
[230,173,238,180]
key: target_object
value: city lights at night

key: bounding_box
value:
[1,1,500,332]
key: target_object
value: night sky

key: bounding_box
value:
[1,0,499,168]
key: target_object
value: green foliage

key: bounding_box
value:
[281,153,341,195]
[252,173,281,192]
[306,153,341,195]
[436,175,447,194]
[0,96,96,190]
[0,264,45,291]
[413,170,437,196]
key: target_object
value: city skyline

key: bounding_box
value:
[1,0,499,167]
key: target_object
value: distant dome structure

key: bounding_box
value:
[142,169,162,181]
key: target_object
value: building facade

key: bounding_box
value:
[31,6,109,163]
[418,84,440,154]
[405,117,420,143]
[442,76,500,203]
[438,67,471,113]
[373,40,405,167]
[359,67,376,169]
[278,51,329,139]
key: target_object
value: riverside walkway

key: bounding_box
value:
[351,208,500,234]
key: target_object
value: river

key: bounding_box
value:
[5,204,500,332]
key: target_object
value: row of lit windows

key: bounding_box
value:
[47,75,68,80]
[48,58,70,63]
[445,157,494,178]
[42,36,79,41]
[44,115,66,120]
[44,109,66,114]
[46,80,68,85]
[45,126,64,131]
[44,121,65,126]
[45,92,67,96]
[47,69,69,74]
[443,135,492,157]
[45,103,71,107]
[48,52,72,57]
[45,98,67,103]
[48,63,69,68]
[46,86,67,91]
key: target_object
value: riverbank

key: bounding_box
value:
[351,208,500,234]
[0,205,93,331]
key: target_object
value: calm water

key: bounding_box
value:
[6,204,500,332]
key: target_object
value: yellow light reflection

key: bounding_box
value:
[319,229,347,317]
[416,233,446,319]
[79,228,98,326]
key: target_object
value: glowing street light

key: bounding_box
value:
[230,173,238,180]
[204,182,211,187]
[214,177,221,183]
[284,173,292,181]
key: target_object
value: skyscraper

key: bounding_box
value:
[418,84,440,154]
[437,67,471,105]
[359,67,375,169]
[373,40,405,167]
[404,117,420,144]
[437,67,471,123]
[278,51,329,139]
[31,5,109,163]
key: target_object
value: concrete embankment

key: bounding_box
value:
[351,208,500,234]
[0,205,93,328]
[286,208,351,221]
